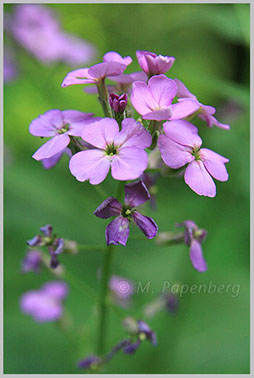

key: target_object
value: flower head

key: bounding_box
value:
[77,356,102,370]
[177,220,208,272]
[157,120,229,197]
[174,78,230,130]
[122,317,157,354]
[29,109,94,161]
[20,281,68,322]
[136,50,175,76]
[61,62,126,87]
[69,118,151,184]
[94,180,158,246]
[131,75,199,121]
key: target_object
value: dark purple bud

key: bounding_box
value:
[21,250,42,273]
[40,224,53,237]
[123,339,141,354]
[26,235,43,247]
[164,293,179,314]
[109,93,128,113]
[49,248,60,269]
[77,355,101,370]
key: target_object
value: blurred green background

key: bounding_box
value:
[4,3,250,374]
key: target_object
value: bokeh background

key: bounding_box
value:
[4,3,250,374]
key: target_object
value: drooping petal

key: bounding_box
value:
[199,113,230,130]
[189,239,208,272]
[94,197,122,219]
[170,99,200,120]
[41,148,71,170]
[103,51,132,66]
[111,147,148,181]
[81,118,119,149]
[114,118,152,149]
[162,120,202,148]
[124,180,150,207]
[173,78,197,99]
[184,160,216,197]
[88,62,126,80]
[131,81,158,115]
[132,211,158,239]
[69,149,110,184]
[29,109,63,137]
[148,74,177,107]
[105,216,130,246]
[142,108,172,121]
[200,148,229,182]
[158,134,194,169]
[32,134,70,161]
[61,68,96,87]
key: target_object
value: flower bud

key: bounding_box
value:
[109,93,128,113]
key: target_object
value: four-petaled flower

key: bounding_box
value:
[136,50,175,76]
[131,74,200,121]
[158,120,229,197]
[29,109,94,160]
[69,118,152,184]
[177,220,208,272]
[94,180,158,246]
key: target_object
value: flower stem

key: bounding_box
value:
[96,244,114,356]
[96,80,113,118]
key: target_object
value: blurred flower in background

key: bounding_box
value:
[4,47,18,83]
[4,4,96,67]
[109,275,134,308]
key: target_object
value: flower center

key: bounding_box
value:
[121,205,134,219]
[191,146,201,161]
[58,123,70,134]
[105,143,118,156]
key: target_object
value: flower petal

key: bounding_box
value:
[189,239,208,272]
[132,211,158,239]
[29,109,63,137]
[170,99,200,120]
[174,78,197,99]
[61,68,96,87]
[62,110,94,123]
[106,216,130,246]
[131,81,158,115]
[94,197,122,219]
[81,118,119,149]
[69,149,110,184]
[158,134,194,169]
[114,118,151,149]
[142,108,172,121]
[162,120,202,148]
[32,134,70,161]
[148,74,177,107]
[88,62,126,80]
[111,147,148,181]
[184,160,216,197]
[200,148,229,182]
[124,180,150,207]
[103,51,132,66]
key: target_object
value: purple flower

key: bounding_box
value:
[123,318,157,354]
[157,120,229,197]
[103,51,132,66]
[94,180,158,246]
[109,275,134,307]
[41,147,72,170]
[29,109,94,161]
[136,50,175,76]
[177,220,208,272]
[7,4,95,66]
[26,224,52,246]
[139,173,158,210]
[77,356,101,370]
[21,250,42,273]
[69,118,151,184]
[131,75,200,121]
[108,71,147,94]
[164,293,179,314]
[174,78,230,130]
[61,62,127,87]
[4,47,18,83]
[109,93,128,113]
[20,281,68,323]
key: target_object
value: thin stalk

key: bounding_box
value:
[96,80,113,118]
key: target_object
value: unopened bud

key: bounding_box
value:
[109,93,128,113]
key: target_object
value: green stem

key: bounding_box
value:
[96,244,114,356]
[96,80,113,118]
